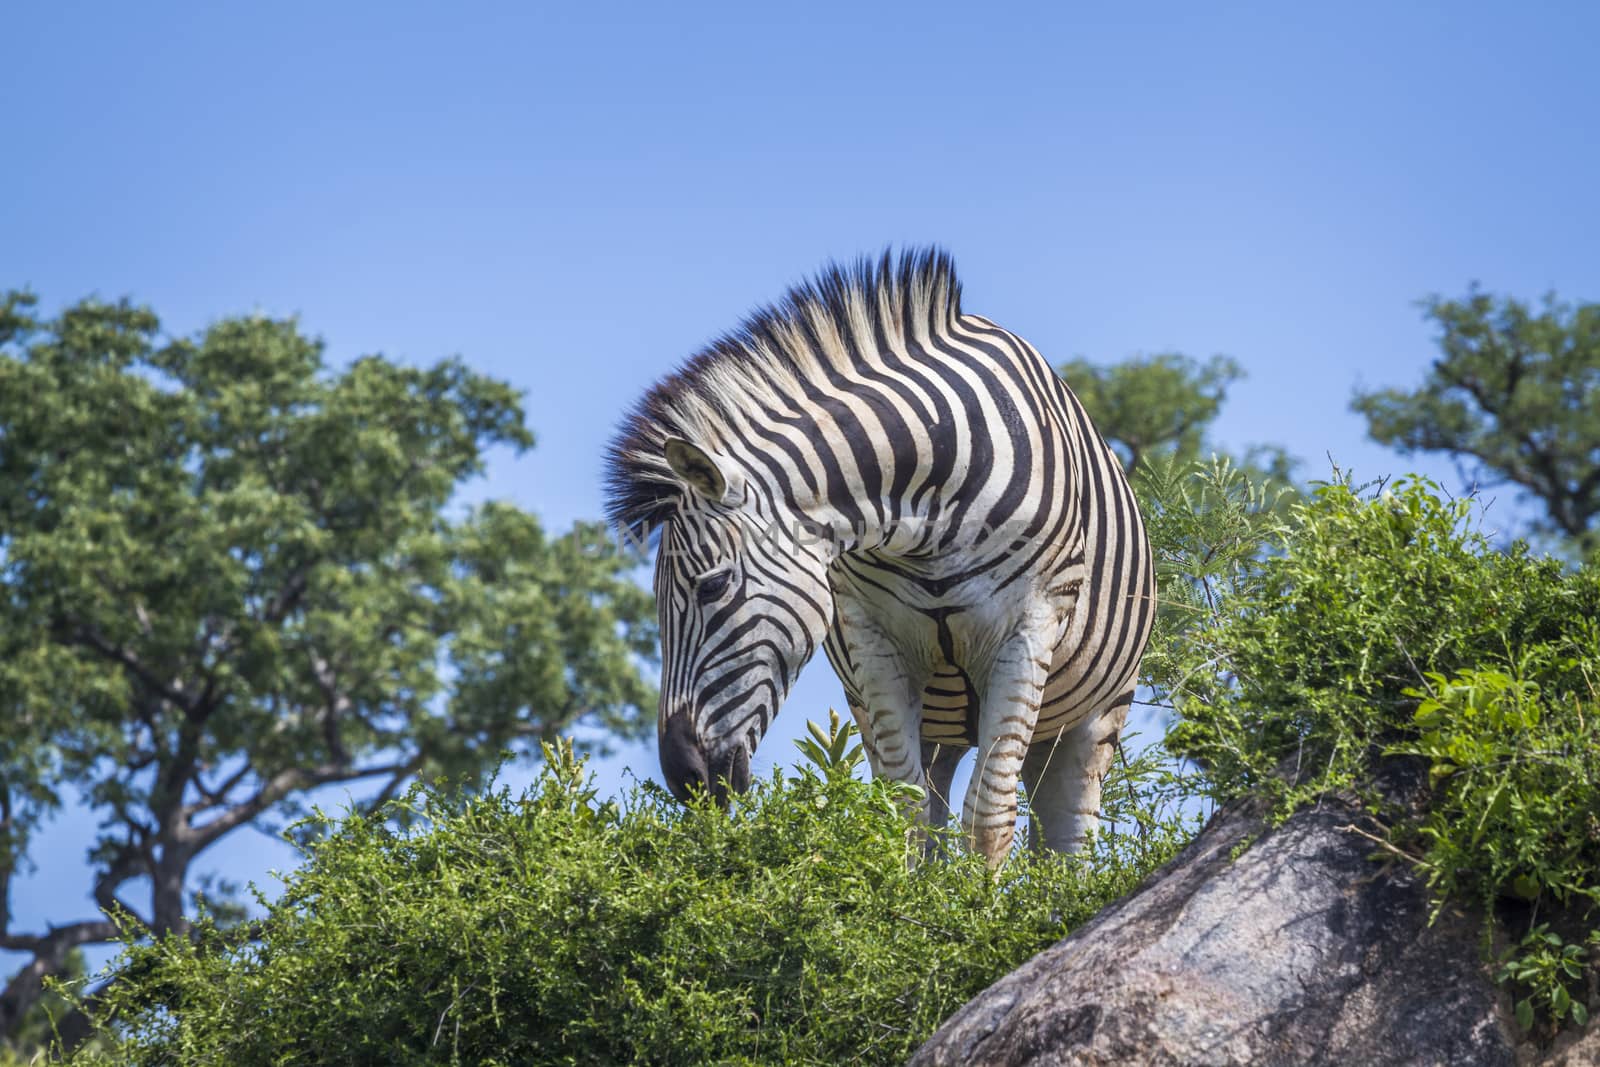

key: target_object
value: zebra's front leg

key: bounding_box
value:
[832,598,928,800]
[963,616,1058,866]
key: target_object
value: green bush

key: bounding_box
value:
[1403,666,1600,1028]
[1162,478,1598,807]
[1152,475,1600,1031]
[68,732,1190,1066]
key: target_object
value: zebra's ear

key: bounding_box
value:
[663,437,731,504]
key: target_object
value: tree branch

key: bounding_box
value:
[60,622,194,713]
[185,756,425,851]
[0,919,122,956]
[191,762,254,810]
[307,650,354,766]
[360,756,428,815]
[91,841,153,933]
[262,561,313,625]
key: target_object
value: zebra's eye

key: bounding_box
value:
[694,569,733,605]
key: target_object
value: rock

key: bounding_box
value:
[909,766,1563,1067]
[1543,1026,1600,1067]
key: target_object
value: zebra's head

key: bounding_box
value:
[651,437,834,804]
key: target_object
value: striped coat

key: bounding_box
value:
[607,249,1154,863]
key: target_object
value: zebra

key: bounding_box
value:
[605,249,1155,864]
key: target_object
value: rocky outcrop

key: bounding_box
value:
[911,763,1594,1066]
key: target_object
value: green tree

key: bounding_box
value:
[1057,352,1294,483]
[1353,288,1600,560]
[0,291,657,1044]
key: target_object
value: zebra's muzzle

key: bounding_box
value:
[659,712,751,807]
[714,743,752,804]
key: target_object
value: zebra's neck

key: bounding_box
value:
[733,457,957,568]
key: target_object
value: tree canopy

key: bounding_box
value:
[1353,288,1600,560]
[0,291,656,1042]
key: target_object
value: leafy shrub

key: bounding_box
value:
[1401,666,1600,1029]
[1134,455,1294,719]
[1162,478,1599,809]
[1149,474,1600,1031]
[68,730,1191,1066]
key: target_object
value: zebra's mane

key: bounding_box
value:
[604,247,963,540]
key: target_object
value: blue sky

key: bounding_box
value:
[3,1,1598,968]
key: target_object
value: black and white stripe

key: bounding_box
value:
[607,249,1155,861]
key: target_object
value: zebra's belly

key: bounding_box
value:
[829,549,1142,750]
[915,565,1140,749]
[914,634,1111,749]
